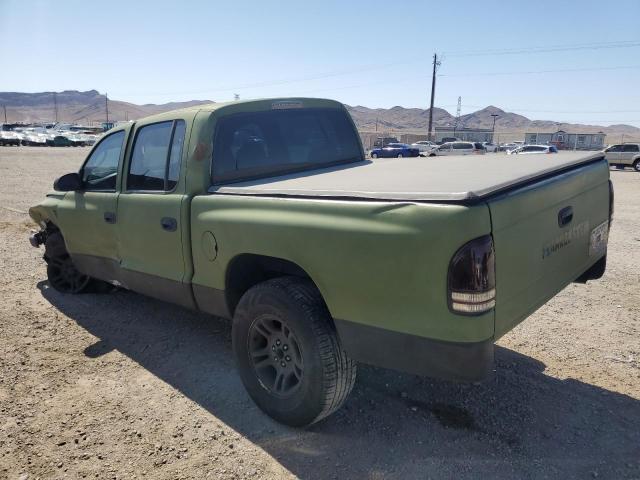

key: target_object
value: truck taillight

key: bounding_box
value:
[448,235,496,315]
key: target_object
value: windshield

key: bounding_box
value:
[212,108,362,184]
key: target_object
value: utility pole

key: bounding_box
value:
[453,96,461,136]
[105,92,109,124]
[491,114,499,144]
[53,92,58,123]
[375,117,378,133]
[2,105,6,123]
[125,111,129,122]
[427,53,440,141]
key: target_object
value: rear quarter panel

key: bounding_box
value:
[190,195,494,343]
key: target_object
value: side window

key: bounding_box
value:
[607,145,623,152]
[127,120,186,191]
[623,144,639,152]
[81,131,125,191]
[452,142,469,150]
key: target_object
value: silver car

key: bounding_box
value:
[507,145,558,155]
[431,141,486,156]
[410,140,437,156]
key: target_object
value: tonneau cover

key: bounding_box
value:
[211,152,604,202]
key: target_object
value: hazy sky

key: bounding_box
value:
[2,0,640,126]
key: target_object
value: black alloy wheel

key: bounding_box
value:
[248,314,304,397]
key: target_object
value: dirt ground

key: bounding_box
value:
[0,147,638,480]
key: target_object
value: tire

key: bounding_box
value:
[232,277,356,427]
[371,153,378,159]
[633,160,640,172]
[429,153,436,157]
[44,232,91,293]
[44,231,115,294]
[397,153,403,158]
[615,165,624,170]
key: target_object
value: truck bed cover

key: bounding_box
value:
[212,152,605,202]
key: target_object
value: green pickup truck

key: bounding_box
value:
[29,98,613,426]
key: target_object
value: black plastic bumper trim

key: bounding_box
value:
[334,319,494,382]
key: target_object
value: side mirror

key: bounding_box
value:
[54,172,83,191]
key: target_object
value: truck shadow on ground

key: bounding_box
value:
[38,283,640,480]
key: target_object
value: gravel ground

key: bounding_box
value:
[1,147,639,480]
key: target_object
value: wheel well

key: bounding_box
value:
[225,254,314,316]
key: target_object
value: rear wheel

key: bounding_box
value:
[633,160,640,172]
[371,153,378,159]
[232,277,356,427]
[397,153,403,158]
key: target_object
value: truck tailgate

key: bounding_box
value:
[489,159,610,339]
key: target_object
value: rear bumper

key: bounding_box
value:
[334,319,493,381]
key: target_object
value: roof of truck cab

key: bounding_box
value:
[212,152,606,202]
[131,97,344,123]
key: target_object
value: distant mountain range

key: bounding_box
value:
[1,90,638,141]
[345,104,640,138]
[0,90,214,125]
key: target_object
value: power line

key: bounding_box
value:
[439,65,640,77]
[442,40,640,57]
[115,61,411,97]
[111,41,640,99]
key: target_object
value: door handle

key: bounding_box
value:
[104,211,116,224]
[161,217,177,232]
[558,206,573,227]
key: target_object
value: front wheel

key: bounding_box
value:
[397,153,403,158]
[371,153,378,159]
[232,277,356,427]
[44,232,91,293]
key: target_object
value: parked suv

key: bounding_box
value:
[603,143,640,171]
[431,141,486,156]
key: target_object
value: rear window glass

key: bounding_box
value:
[212,108,362,184]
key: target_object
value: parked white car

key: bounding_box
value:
[431,141,486,156]
[499,143,518,152]
[482,142,498,152]
[410,140,437,155]
[603,143,640,171]
[507,145,558,155]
